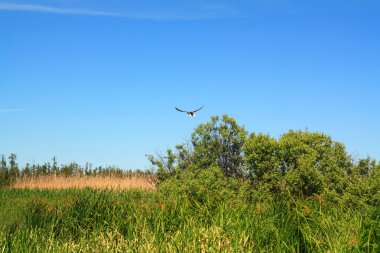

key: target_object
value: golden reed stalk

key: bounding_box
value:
[12,174,156,190]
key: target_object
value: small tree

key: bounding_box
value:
[8,153,19,183]
[0,155,10,187]
[22,163,32,178]
[148,115,248,183]
[191,115,247,177]
[147,148,178,182]
[52,156,59,176]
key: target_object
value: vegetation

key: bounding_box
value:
[0,186,379,252]
[1,114,379,252]
[0,154,154,188]
[12,174,156,190]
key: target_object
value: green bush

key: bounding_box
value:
[149,115,380,207]
[158,166,247,205]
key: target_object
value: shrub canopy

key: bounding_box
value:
[149,115,380,204]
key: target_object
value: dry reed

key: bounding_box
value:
[12,174,156,190]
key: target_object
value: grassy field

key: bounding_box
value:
[0,186,379,252]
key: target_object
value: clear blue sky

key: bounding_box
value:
[1,0,379,169]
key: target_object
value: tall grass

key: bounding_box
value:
[1,188,378,252]
[12,174,156,190]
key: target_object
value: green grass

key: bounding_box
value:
[0,188,379,252]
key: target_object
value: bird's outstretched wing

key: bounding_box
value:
[192,106,204,113]
[175,107,188,113]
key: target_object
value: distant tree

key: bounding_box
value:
[35,164,43,176]
[60,164,72,176]
[60,162,81,176]
[85,162,92,175]
[31,163,36,176]
[0,155,10,187]
[22,163,32,177]
[39,163,51,175]
[8,153,19,183]
[95,166,103,176]
[52,156,59,176]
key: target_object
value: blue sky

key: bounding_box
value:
[1,0,379,169]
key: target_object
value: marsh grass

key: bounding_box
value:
[12,174,156,190]
[0,188,378,252]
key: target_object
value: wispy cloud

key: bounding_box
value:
[0,2,242,20]
[0,2,123,17]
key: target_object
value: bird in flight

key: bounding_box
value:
[175,106,204,117]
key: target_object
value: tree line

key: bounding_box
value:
[0,154,148,187]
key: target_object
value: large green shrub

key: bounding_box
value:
[149,115,379,206]
[148,115,247,182]
[158,166,246,205]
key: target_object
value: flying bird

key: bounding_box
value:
[175,106,204,117]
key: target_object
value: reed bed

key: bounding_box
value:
[12,174,156,190]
